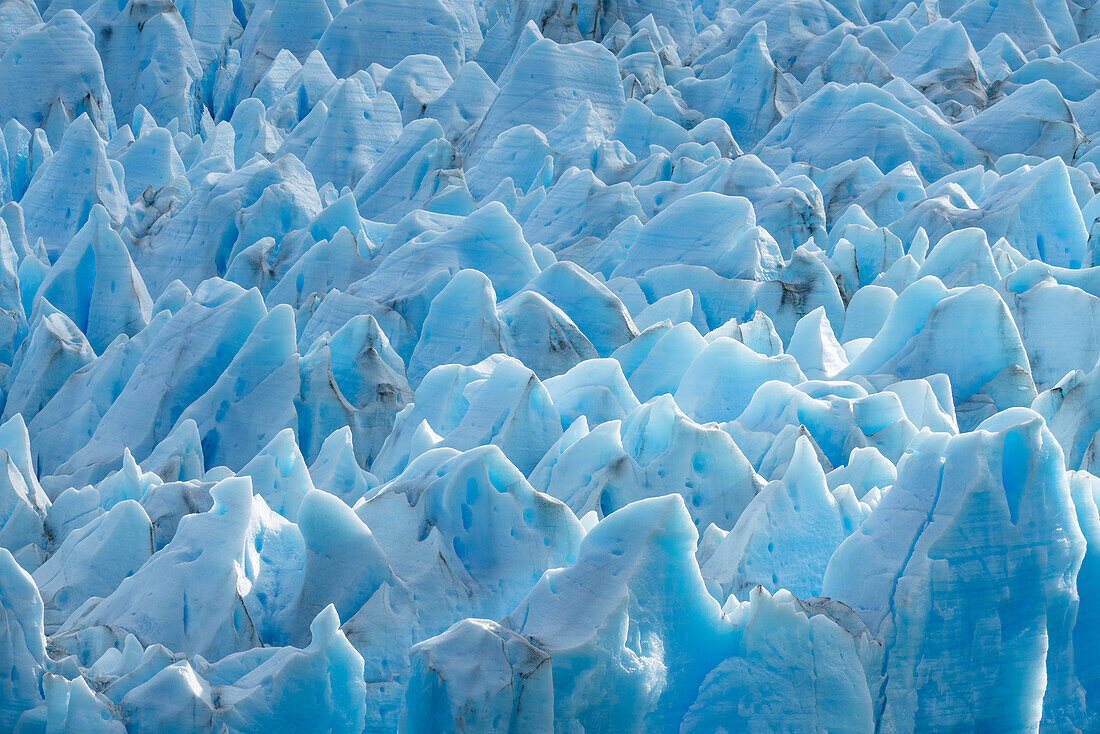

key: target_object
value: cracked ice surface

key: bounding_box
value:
[0,0,1099,730]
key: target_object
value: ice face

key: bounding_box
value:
[2,0,1100,730]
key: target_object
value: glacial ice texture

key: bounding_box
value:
[0,0,1099,730]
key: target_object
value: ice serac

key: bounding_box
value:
[887,19,988,109]
[229,0,330,97]
[1068,470,1100,726]
[612,192,782,280]
[786,307,849,379]
[0,414,49,568]
[531,393,764,529]
[842,278,1035,428]
[0,10,115,145]
[236,428,314,522]
[279,78,402,190]
[27,309,168,481]
[701,435,862,600]
[319,0,466,77]
[174,303,299,472]
[675,336,806,423]
[298,314,412,469]
[823,409,1086,730]
[141,417,205,483]
[613,321,706,400]
[58,477,266,660]
[353,118,467,222]
[956,80,1085,161]
[36,204,152,353]
[543,357,639,428]
[357,445,583,628]
[407,269,503,386]
[467,36,624,161]
[498,290,598,380]
[757,82,986,180]
[53,280,266,488]
[212,606,367,733]
[405,618,552,734]
[501,494,732,730]
[282,490,390,643]
[0,0,38,57]
[132,155,322,296]
[523,261,638,358]
[356,202,539,304]
[308,428,376,505]
[3,308,95,427]
[678,587,876,733]
[85,0,202,133]
[19,114,126,259]
[345,444,582,726]
[0,548,45,729]
[115,125,185,202]
[32,499,153,631]
[677,23,800,148]
[20,673,122,733]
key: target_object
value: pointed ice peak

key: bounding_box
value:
[3,306,95,424]
[57,475,263,661]
[503,494,725,728]
[786,307,849,379]
[278,77,402,190]
[547,100,605,151]
[309,190,366,244]
[423,60,498,141]
[0,202,30,261]
[957,79,1083,161]
[380,53,454,124]
[468,36,624,162]
[88,0,202,135]
[918,227,1000,287]
[0,414,43,501]
[150,279,192,317]
[32,497,153,632]
[227,98,283,167]
[0,0,39,57]
[408,268,502,385]
[326,312,406,382]
[238,428,315,521]
[20,115,127,260]
[308,426,376,505]
[620,387,680,431]
[142,418,205,483]
[781,434,831,503]
[675,337,806,423]
[36,203,151,352]
[803,33,894,93]
[318,0,466,79]
[889,19,984,81]
[361,201,540,303]
[92,447,157,510]
[287,490,390,638]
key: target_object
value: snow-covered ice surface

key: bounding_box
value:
[1,0,1100,729]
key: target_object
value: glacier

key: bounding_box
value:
[0,0,1099,730]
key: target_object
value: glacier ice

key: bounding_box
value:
[0,0,1099,729]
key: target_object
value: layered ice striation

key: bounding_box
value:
[0,0,1098,729]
